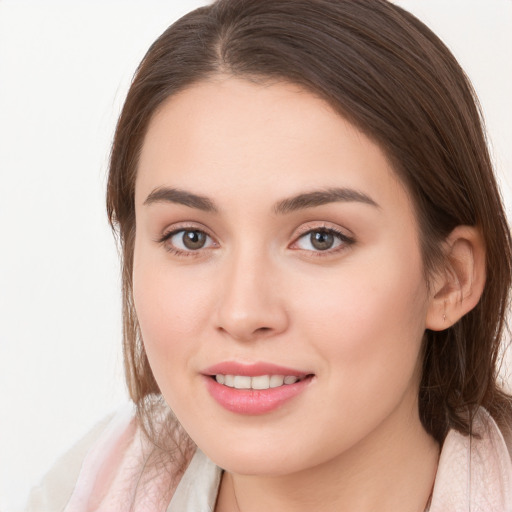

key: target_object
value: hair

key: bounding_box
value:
[107,0,512,451]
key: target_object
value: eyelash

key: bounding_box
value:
[157,224,355,257]
[157,225,216,258]
[291,225,355,256]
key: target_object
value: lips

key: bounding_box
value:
[204,361,310,378]
[203,362,314,414]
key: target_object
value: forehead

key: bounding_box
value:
[135,77,410,216]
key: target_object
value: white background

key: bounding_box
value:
[0,1,510,511]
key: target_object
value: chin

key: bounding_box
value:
[209,451,300,476]
[195,431,326,477]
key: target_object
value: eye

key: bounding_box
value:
[293,228,353,252]
[162,229,215,252]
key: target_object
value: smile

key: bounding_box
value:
[205,364,314,414]
[214,374,302,389]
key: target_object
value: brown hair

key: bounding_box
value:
[107,0,512,446]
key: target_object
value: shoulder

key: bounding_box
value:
[24,404,194,512]
[429,407,512,511]
[24,410,119,512]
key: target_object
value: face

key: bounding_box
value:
[133,77,432,476]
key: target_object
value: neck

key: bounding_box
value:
[215,403,439,512]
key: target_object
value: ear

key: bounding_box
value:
[426,226,486,331]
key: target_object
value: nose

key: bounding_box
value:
[214,249,289,342]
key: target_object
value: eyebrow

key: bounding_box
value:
[273,187,379,214]
[144,187,218,212]
[143,186,379,214]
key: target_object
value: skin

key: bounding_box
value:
[133,77,442,511]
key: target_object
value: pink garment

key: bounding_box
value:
[429,408,512,511]
[64,406,512,512]
[63,406,182,512]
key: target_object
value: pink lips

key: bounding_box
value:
[203,362,313,415]
[204,361,310,378]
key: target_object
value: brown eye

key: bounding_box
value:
[310,231,335,251]
[166,229,213,252]
[294,228,353,253]
[181,230,207,250]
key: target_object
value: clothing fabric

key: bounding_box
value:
[26,405,512,512]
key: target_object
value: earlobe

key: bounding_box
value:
[426,226,486,331]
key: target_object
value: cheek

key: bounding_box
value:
[132,252,214,376]
[292,248,429,380]
[135,275,206,337]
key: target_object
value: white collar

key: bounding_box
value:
[166,449,222,512]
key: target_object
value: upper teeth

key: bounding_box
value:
[215,374,299,390]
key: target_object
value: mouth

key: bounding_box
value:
[203,362,314,414]
[212,374,307,390]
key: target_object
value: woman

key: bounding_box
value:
[27,0,512,510]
